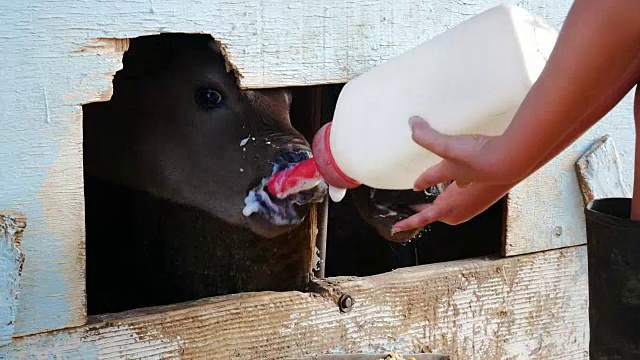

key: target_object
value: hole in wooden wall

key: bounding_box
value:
[82,33,504,316]
[82,33,325,316]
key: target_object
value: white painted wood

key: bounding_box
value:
[0,212,26,356]
[504,94,636,256]
[575,135,632,206]
[7,247,588,359]
[1,0,634,335]
[0,21,127,334]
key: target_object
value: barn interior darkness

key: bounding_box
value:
[82,33,503,316]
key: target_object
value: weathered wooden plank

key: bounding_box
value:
[8,246,588,359]
[1,7,127,334]
[575,135,631,205]
[0,211,26,352]
[291,354,449,360]
[2,0,633,335]
[504,101,635,257]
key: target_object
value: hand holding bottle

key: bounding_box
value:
[392,0,640,233]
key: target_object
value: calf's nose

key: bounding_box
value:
[272,149,312,172]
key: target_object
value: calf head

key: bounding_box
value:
[84,33,326,238]
[350,183,450,243]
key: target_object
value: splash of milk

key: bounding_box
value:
[242,178,302,225]
[329,185,347,202]
[242,164,327,226]
[242,191,262,217]
[374,204,399,218]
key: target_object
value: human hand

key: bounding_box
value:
[407,116,526,191]
[391,181,511,232]
[390,115,522,233]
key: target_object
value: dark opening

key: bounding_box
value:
[83,33,504,316]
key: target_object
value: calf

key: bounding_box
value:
[83,34,325,314]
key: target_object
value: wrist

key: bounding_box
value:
[483,134,533,184]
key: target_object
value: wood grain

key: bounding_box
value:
[8,246,589,360]
[291,354,450,360]
[575,135,631,205]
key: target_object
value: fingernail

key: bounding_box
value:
[408,116,424,130]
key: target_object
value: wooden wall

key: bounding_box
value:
[7,247,589,359]
[0,0,635,339]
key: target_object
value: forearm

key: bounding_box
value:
[492,0,640,180]
[462,67,639,213]
[524,56,640,181]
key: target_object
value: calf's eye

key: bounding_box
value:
[195,87,224,109]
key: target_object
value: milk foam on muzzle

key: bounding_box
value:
[261,4,558,205]
[242,163,327,224]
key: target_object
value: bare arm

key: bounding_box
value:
[408,0,640,190]
[393,0,640,231]
[394,53,640,230]
[495,0,640,181]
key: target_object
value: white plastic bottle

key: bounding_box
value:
[311,4,559,201]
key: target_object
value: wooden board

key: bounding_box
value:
[7,246,589,359]
[504,105,635,257]
[1,18,127,334]
[0,211,26,354]
[291,354,449,360]
[2,0,634,335]
[575,135,631,205]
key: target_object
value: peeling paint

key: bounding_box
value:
[0,212,26,352]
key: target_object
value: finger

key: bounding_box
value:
[413,160,466,191]
[409,116,480,163]
[409,203,429,212]
[392,204,440,233]
[455,180,471,188]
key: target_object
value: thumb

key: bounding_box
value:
[409,116,488,164]
[409,116,457,160]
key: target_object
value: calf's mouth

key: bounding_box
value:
[242,149,327,237]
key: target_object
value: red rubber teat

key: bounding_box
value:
[267,158,322,199]
[266,122,361,199]
[310,122,361,189]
